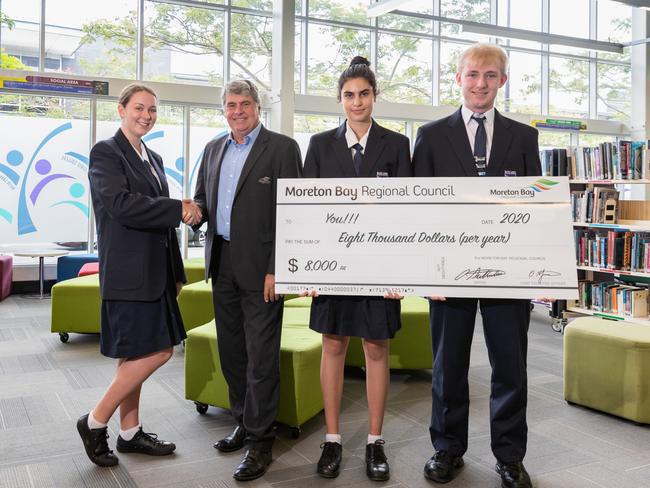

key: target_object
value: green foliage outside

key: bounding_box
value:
[0,1,633,126]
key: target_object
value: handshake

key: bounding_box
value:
[182,199,203,226]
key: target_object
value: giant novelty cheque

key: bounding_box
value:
[275,177,578,300]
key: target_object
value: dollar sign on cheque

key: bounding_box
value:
[288,258,298,273]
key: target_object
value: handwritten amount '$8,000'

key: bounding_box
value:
[287,258,341,273]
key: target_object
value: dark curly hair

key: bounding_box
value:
[336,56,379,101]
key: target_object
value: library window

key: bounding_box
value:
[230,12,273,90]
[306,23,371,97]
[377,33,433,105]
[44,0,137,79]
[143,2,225,86]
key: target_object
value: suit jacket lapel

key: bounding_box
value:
[487,109,513,177]
[114,129,162,194]
[332,123,357,177]
[234,125,269,199]
[359,120,387,177]
[332,122,357,178]
[208,135,228,205]
[446,109,478,176]
[143,143,169,197]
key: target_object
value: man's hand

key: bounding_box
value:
[429,296,446,301]
[264,274,280,303]
[299,289,319,298]
[182,199,202,225]
[384,291,403,300]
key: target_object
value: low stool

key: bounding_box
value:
[564,316,650,424]
[0,255,12,301]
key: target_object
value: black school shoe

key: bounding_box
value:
[116,427,176,456]
[233,448,273,481]
[213,424,247,452]
[366,439,390,481]
[423,450,464,483]
[495,461,532,488]
[317,441,342,478]
[76,413,119,467]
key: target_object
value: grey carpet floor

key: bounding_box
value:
[0,295,649,488]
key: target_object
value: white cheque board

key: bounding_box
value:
[275,177,578,299]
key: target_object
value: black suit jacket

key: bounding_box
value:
[88,129,185,301]
[303,120,412,178]
[412,107,541,178]
[193,125,302,290]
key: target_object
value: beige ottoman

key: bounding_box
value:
[564,316,650,424]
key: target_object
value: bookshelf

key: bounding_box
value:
[567,179,650,329]
[541,142,650,331]
[564,305,650,326]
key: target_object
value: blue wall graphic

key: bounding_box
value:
[1,122,89,236]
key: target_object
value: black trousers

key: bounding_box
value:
[210,238,283,449]
[429,297,530,463]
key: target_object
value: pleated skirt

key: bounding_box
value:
[309,295,401,340]
[100,259,186,359]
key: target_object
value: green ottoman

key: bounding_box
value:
[284,296,312,308]
[345,296,432,369]
[564,317,650,424]
[183,258,205,284]
[178,280,214,332]
[282,306,312,327]
[50,274,101,343]
[184,320,323,435]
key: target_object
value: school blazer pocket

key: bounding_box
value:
[105,250,144,290]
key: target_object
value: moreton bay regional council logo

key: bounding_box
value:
[529,178,559,192]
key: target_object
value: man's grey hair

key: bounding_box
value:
[221,79,261,107]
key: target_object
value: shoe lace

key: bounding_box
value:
[319,442,341,463]
[140,430,165,446]
[94,430,113,456]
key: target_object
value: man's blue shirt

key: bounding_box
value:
[216,123,262,240]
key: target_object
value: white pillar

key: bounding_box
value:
[630,9,650,199]
[270,0,296,136]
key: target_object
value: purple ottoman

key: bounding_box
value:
[0,255,12,301]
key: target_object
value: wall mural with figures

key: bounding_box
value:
[0,117,228,245]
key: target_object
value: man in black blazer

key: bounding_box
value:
[413,44,540,488]
[193,80,302,481]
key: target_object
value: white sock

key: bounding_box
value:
[87,411,107,430]
[367,434,382,445]
[325,433,342,444]
[119,424,141,441]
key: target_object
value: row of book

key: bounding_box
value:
[573,229,650,272]
[576,280,649,318]
[540,141,648,180]
[570,187,619,224]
